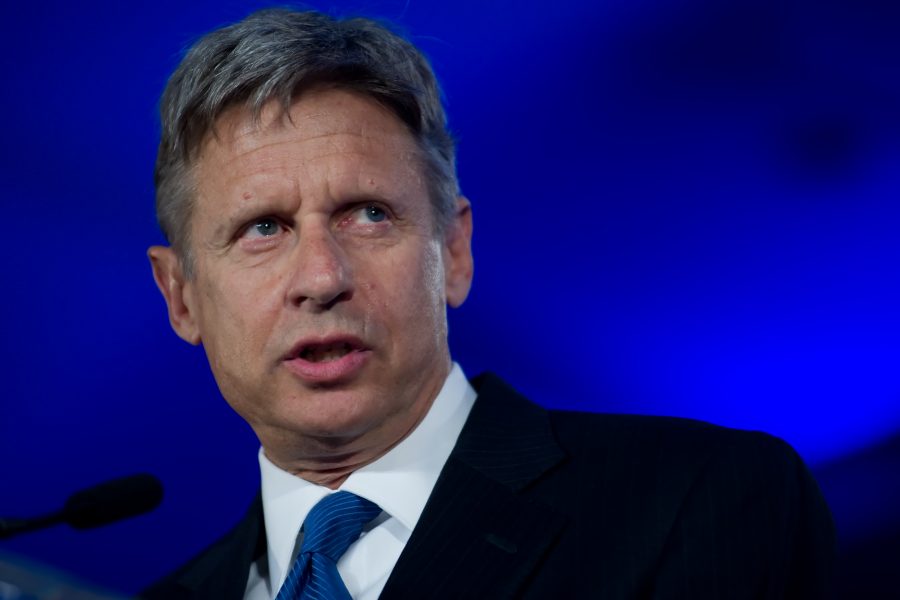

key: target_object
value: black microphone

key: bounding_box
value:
[0,474,163,540]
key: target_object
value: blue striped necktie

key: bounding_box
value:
[275,491,381,600]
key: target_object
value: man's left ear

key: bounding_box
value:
[443,196,474,308]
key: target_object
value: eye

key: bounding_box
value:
[244,217,283,239]
[360,204,387,223]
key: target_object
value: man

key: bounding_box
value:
[143,7,834,599]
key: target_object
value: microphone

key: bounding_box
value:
[0,474,163,540]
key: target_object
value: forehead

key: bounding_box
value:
[197,89,422,176]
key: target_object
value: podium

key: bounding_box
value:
[0,550,126,600]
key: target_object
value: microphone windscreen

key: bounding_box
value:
[63,473,164,529]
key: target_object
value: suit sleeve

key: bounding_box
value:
[649,431,836,600]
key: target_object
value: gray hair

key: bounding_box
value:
[155,7,458,275]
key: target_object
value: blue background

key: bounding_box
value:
[0,0,897,595]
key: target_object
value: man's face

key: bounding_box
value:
[149,88,473,472]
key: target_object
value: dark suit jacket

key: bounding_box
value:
[142,373,835,599]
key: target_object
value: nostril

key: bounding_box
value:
[320,289,352,310]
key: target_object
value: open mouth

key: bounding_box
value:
[297,341,357,363]
[284,337,370,382]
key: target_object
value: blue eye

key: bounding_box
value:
[363,205,387,223]
[250,218,281,237]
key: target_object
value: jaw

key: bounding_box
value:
[249,352,452,485]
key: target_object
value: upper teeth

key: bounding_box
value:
[301,342,353,362]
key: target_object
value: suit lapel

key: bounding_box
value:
[172,493,265,599]
[380,373,568,599]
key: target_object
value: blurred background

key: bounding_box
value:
[0,0,897,596]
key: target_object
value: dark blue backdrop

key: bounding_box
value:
[1,0,898,595]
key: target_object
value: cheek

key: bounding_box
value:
[420,245,447,318]
[385,241,446,329]
[195,270,281,367]
[353,243,444,338]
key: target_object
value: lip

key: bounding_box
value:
[282,335,371,384]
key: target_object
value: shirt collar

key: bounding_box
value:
[258,362,476,593]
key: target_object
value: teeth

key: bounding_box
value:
[300,342,352,363]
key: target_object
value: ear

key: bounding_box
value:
[148,246,201,345]
[443,196,474,308]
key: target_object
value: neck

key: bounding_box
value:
[259,363,448,487]
[262,407,430,488]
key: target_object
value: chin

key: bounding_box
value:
[280,397,387,439]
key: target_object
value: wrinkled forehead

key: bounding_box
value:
[200,89,421,165]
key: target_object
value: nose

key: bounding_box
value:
[285,223,353,310]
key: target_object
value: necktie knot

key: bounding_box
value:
[300,491,381,561]
[276,491,381,600]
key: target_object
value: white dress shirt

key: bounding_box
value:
[244,363,476,599]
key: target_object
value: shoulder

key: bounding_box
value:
[140,494,264,600]
[549,408,827,518]
[471,373,834,594]
[471,371,802,475]
[469,372,826,522]
[548,413,835,597]
[551,408,804,474]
